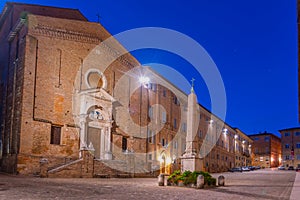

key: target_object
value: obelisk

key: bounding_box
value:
[181,79,203,172]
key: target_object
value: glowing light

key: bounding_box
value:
[271,157,274,162]
[139,76,150,86]
[249,145,252,148]
[234,135,238,139]
[158,156,163,163]
[166,157,172,165]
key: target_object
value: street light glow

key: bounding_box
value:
[139,76,150,86]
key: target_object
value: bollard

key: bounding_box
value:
[218,175,225,186]
[158,174,165,186]
[196,175,204,189]
[39,158,48,178]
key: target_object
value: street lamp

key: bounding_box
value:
[139,76,150,88]
[139,75,150,167]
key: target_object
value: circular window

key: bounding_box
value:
[85,69,107,89]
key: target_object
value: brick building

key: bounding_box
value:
[0,2,252,177]
[249,133,281,168]
[279,127,300,169]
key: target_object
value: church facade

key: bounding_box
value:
[0,2,252,177]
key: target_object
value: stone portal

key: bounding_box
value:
[74,88,115,160]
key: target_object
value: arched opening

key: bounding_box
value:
[85,69,107,90]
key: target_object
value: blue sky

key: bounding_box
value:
[0,0,298,136]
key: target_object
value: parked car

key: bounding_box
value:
[296,167,300,172]
[288,166,295,170]
[229,167,242,172]
[255,166,261,170]
[278,166,285,170]
[242,167,250,172]
[248,166,256,170]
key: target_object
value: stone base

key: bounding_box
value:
[181,155,203,172]
[104,152,112,160]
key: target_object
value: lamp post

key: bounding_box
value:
[139,76,150,168]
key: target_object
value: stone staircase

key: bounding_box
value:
[41,150,157,178]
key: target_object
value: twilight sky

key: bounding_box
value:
[0,0,298,136]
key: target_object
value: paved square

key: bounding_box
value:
[0,169,296,200]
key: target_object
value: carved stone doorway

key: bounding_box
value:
[87,127,101,159]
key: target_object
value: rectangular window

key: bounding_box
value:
[297,155,300,160]
[148,154,152,160]
[162,111,167,123]
[265,157,269,161]
[295,132,300,136]
[161,138,165,147]
[182,140,186,152]
[296,143,300,148]
[265,147,269,153]
[152,133,156,144]
[198,130,202,138]
[148,106,153,119]
[173,118,177,129]
[285,155,290,160]
[254,137,259,141]
[147,129,152,143]
[260,157,264,161]
[122,137,127,152]
[181,123,187,132]
[174,141,178,149]
[50,125,61,145]
[285,132,290,137]
[174,96,179,105]
[163,89,166,97]
[149,83,156,91]
[264,136,270,142]
[285,144,290,149]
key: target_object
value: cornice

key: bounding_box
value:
[31,24,102,44]
[31,24,135,68]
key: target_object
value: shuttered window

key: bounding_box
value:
[122,137,127,152]
[50,125,61,145]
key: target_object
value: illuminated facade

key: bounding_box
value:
[0,2,252,177]
[249,133,281,168]
[279,127,300,168]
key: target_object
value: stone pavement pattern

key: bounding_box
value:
[290,172,300,200]
[0,169,296,200]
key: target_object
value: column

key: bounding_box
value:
[79,115,88,150]
[104,126,112,160]
[100,129,105,159]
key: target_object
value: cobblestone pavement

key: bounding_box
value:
[0,169,296,200]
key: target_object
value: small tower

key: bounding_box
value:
[181,79,203,172]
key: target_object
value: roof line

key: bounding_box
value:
[5,2,88,21]
[279,127,300,132]
[145,66,239,133]
[249,133,281,140]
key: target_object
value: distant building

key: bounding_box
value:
[279,127,300,168]
[249,133,281,168]
[234,129,252,167]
